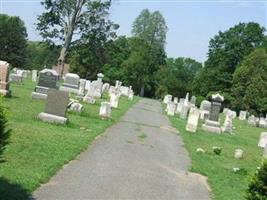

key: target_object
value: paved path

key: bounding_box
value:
[33,98,211,200]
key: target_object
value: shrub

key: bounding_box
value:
[246,161,267,200]
[0,102,10,160]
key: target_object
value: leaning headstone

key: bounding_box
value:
[68,102,83,113]
[222,111,234,134]
[167,102,176,116]
[180,104,190,120]
[186,107,200,133]
[202,93,224,134]
[60,73,80,94]
[258,132,267,148]
[38,89,69,124]
[32,69,59,99]
[0,60,11,96]
[176,98,185,114]
[259,118,267,128]
[163,94,172,104]
[99,102,111,118]
[32,70,38,82]
[239,110,247,120]
[110,93,119,108]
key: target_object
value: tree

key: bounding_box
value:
[232,48,267,115]
[24,41,60,70]
[0,14,27,68]
[128,9,167,96]
[37,0,118,76]
[155,57,202,99]
[192,22,266,97]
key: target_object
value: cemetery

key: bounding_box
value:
[0,1,267,200]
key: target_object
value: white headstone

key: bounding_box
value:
[239,110,247,120]
[99,102,111,118]
[258,132,267,148]
[186,107,200,133]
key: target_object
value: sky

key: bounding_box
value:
[0,0,267,63]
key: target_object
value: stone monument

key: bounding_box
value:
[186,107,200,133]
[60,73,80,94]
[202,93,224,134]
[38,89,69,124]
[99,102,111,118]
[0,60,11,96]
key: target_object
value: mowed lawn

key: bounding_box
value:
[0,77,138,200]
[169,113,263,200]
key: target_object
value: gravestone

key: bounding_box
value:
[248,115,258,127]
[91,81,102,98]
[32,70,38,82]
[83,84,97,104]
[102,83,110,93]
[163,94,172,104]
[190,96,196,105]
[99,102,111,118]
[110,93,119,108]
[167,102,176,116]
[180,104,189,120]
[259,118,267,128]
[60,73,80,94]
[222,111,234,134]
[200,100,211,120]
[258,132,267,148]
[239,111,247,120]
[77,79,86,98]
[120,86,130,97]
[0,60,11,96]
[32,69,59,99]
[128,90,134,101]
[38,89,69,124]
[202,93,224,134]
[96,73,104,93]
[10,73,23,84]
[85,80,91,91]
[174,97,178,104]
[176,98,185,114]
[186,107,200,133]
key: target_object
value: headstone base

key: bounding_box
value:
[32,92,47,100]
[202,120,221,134]
[83,96,96,104]
[60,86,79,94]
[38,112,67,124]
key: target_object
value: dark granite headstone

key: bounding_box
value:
[37,69,58,89]
[209,96,223,122]
[45,89,69,117]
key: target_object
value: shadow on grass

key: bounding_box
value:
[0,178,31,200]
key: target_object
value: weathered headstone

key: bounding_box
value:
[60,73,80,94]
[167,102,176,116]
[176,98,185,114]
[173,97,178,104]
[186,107,200,133]
[68,102,83,113]
[163,94,172,104]
[128,90,134,101]
[222,111,234,134]
[99,102,111,118]
[96,73,104,93]
[202,93,224,134]
[32,70,38,82]
[180,104,189,120]
[32,69,59,99]
[10,73,23,84]
[248,115,258,127]
[38,89,69,124]
[259,118,267,128]
[258,132,267,148]
[234,149,244,159]
[190,96,196,105]
[85,80,91,91]
[83,83,98,104]
[110,93,119,108]
[0,60,11,96]
[102,83,110,93]
[200,100,211,120]
[238,110,247,120]
[77,79,86,98]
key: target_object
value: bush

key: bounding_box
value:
[0,102,10,160]
[246,161,267,200]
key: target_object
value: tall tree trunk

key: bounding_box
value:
[58,47,67,77]
[140,84,145,97]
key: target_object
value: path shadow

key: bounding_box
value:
[0,177,31,200]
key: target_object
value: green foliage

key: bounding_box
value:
[213,146,222,155]
[246,161,267,200]
[192,22,266,97]
[0,14,27,68]
[155,57,202,99]
[232,48,267,115]
[24,41,59,70]
[0,98,10,160]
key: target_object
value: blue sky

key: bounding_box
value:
[1,0,266,62]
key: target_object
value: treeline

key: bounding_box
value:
[1,8,267,115]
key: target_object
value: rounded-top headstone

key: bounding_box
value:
[212,93,224,102]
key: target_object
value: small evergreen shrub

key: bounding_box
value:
[246,161,267,200]
[0,102,10,160]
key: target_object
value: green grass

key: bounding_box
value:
[168,113,263,200]
[138,132,147,142]
[0,77,139,200]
